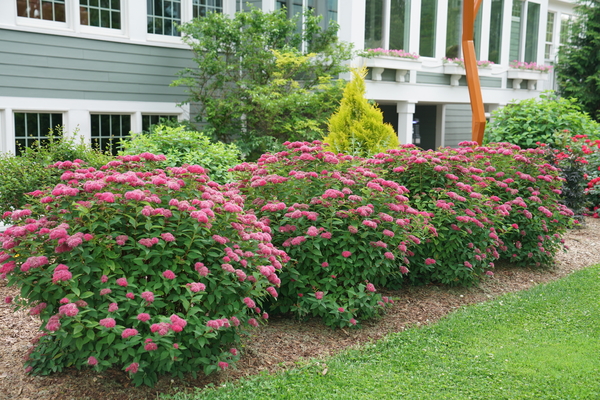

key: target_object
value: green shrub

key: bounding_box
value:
[119,124,241,183]
[0,128,112,212]
[324,68,399,156]
[484,91,600,149]
[1,154,287,386]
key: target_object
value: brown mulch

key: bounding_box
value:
[1,217,600,400]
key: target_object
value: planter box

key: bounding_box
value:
[507,69,548,90]
[443,64,493,86]
[362,56,422,83]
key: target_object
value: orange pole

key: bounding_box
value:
[463,0,486,144]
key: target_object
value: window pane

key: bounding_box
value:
[509,0,523,61]
[91,114,131,155]
[14,112,63,155]
[39,113,50,136]
[364,0,383,49]
[446,0,462,58]
[472,6,483,59]
[524,1,540,62]
[545,12,555,59]
[148,0,181,36]
[141,115,177,131]
[420,0,437,57]
[389,0,410,51]
[488,0,503,63]
[26,113,38,137]
[80,0,121,29]
[560,14,573,44]
[193,0,223,18]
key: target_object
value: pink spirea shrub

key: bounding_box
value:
[367,141,573,282]
[231,141,430,328]
[0,154,288,386]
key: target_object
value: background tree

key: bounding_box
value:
[556,0,600,121]
[173,8,353,160]
[324,67,399,156]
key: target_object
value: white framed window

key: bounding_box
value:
[509,0,541,63]
[545,11,555,60]
[276,0,338,32]
[193,0,222,18]
[559,13,574,45]
[16,0,66,22]
[14,112,64,156]
[364,0,410,52]
[141,114,178,131]
[80,0,121,29]
[419,0,437,57]
[147,0,181,36]
[90,113,131,155]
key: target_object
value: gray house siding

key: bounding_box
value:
[0,29,195,103]
[444,104,472,147]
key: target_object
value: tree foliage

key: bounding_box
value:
[324,68,399,156]
[556,0,600,121]
[173,8,353,160]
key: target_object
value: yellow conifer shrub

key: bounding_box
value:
[324,67,399,156]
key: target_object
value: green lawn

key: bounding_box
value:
[163,264,600,400]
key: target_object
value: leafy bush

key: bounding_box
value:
[324,68,399,157]
[484,91,600,149]
[0,128,113,212]
[231,141,428,328]
[173,7,352,160]
[1,154,287,386]
[119,124,241,183]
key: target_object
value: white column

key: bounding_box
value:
[339,0,366,50]
[479,0,492,61]
[538,1,549,65]
[436,0,449,59]
[382,0,391,49]
[0,0,16,26]
[66,110,91,145]
[409,0,421,54]
[128,0,147,42]
[132,112,143,134]
[500,0,513,66]
[397,101,417,145]
[262,0,277,13]
[435,104,444,148]
[1,108,15,154]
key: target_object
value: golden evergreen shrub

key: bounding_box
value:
[324,67,399,156]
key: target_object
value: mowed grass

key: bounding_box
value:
[164,265,600,400]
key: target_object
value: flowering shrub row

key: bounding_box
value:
[1,140,576,385]
[1,155,287,386]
